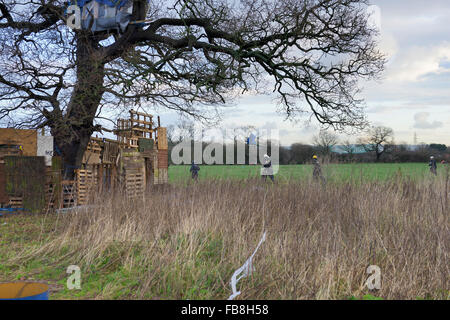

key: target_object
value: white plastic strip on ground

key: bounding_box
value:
[227,231,267,300]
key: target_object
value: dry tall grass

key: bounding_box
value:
[14,171,449,299]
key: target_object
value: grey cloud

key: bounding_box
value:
[366,106,392,114]
[260,121,279,130]
[375,0,450,39]
[413,112,443,129]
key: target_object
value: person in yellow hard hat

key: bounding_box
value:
[312,155,325,183]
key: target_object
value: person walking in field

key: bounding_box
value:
[429,156,437,175]
[190,161,200,181]
[261,154,275,182]
[312,155,325,183]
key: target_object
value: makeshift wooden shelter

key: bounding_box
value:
[72,110,169,205]
[0,110,169,211]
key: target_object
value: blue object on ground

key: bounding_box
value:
[0,208,24,214]
[0,282,49,300]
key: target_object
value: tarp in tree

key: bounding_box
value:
[73,0,130,9]
[68,0,150,32]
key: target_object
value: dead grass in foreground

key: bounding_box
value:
[2,174,449,300]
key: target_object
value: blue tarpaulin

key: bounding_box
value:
[73,0,130,9]
[68,0,150,32]
[81,1,132,32]
[0,208,25,215]
[247,133,257,145]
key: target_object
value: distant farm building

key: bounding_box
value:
[332,145,368,154]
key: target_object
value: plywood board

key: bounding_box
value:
[37,135,54,166]
[0,129,37,156]
[82,150,101,165]
[157,149,168,169]
[0,163,8,204]
[4,156,46,212]
[157,127,168,150]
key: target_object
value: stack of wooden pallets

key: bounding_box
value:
[115,110,155,148]
[76,169,98,205]
[119,149,146,199]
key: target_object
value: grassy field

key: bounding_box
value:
[0,163,448,300]
[169,163,437,183]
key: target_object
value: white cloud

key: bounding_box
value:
[385,42,450,82]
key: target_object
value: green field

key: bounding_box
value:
[169,163,437,183]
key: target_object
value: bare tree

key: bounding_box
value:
[175,119,197,141]
[358,126,394,162]
[166,124,179,145]
[342,139,355,160]
[312,130,339,156]
[0,0,385,176]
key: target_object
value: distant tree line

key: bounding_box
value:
[166,140,449,165]
[166,123,449,165]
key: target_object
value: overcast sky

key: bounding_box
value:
[158,0,450,146]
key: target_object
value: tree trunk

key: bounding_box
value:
[375,149,383,162]
[50,34,105,179]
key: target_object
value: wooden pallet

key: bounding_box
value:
[8,196,23,208]
[86,139,102,154]
[102,140,119,164]
[76,169,98,205]
[62,180,76,208]
[45,178,55,209]
[129,137,139,148]
[124,170,145,199]
[155,168,168,184]
[115,110,155,147]
[45,168,61,210]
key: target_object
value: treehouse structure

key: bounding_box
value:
[0,110,168,212]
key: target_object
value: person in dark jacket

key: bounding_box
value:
[190,161,200,181]
[429,156,437,175]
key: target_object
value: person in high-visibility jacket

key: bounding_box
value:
[312,155,325,182]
